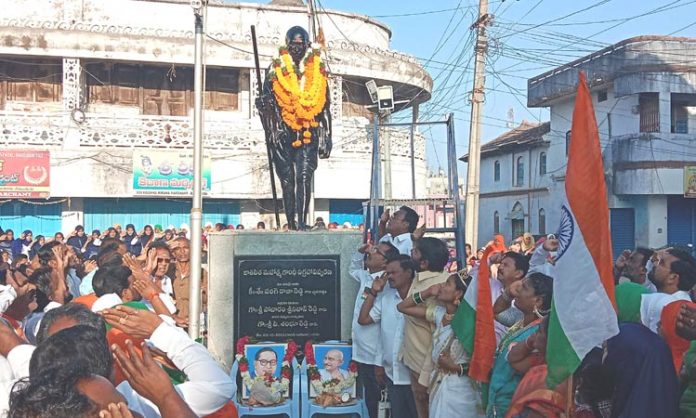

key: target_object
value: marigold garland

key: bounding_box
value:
[235,336,298,402]
[304,340,358,398]
[270,45,328,149]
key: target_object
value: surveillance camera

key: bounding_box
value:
[191,0,203,10]
[365,80,378,104]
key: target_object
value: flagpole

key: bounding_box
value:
[566,374,574,417]
[188,4,204,340]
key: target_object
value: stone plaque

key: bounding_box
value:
[234,255,341,344]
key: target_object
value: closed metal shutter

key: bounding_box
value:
[667,196,696,246]
[610,208,635,256]
[329,199,364,227]
[0,200,62,236]
[84,198,240,232]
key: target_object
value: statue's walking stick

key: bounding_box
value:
[251,25,281,229]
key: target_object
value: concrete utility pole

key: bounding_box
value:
[188,3,205,340]
[410,104,419,199]
[464,0,490,250]
[383,113,392,199]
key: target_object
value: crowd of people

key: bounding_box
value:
[0,219,367,265]
[0,220,233,417]
[348,205,696,418]
[1,204,696,418]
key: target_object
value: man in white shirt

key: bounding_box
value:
[358,255,418,418]
[641,248,696,332]
[349,241,398,418]
[378,206,419,255]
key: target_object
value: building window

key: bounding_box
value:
[511,202,525,238]
[0,58,63,106]
[516,156,524,186]
[539,152,547,175]
[539,208,546,235]
[86,63,240,116]
[494,211,500,234]
[494,160,500,182]
[565,131,571,156]
[671,93,696,134]
[205,68,240,112]
[597,89,608,102]
[639,92,659,133]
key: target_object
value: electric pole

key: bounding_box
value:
[464,0,490,250]
[383,113,392,199]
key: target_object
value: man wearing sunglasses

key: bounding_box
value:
[149,241,174,298]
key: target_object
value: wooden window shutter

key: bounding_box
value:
[205,68,239,111]
[34,65,61,102]
[167,67,189,117]
[6,62,33,101]
[114,64,140,106]
[87,64,114,104]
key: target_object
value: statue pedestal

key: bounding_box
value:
[207,230,362,370]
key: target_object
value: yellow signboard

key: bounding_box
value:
[686,166,696,198]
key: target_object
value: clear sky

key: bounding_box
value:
[318,0,696,172]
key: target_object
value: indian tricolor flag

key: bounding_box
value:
[451,235,505,382]
[546,72,619,387]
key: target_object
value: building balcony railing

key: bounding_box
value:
[0,111,66,147]
[0,111,426,160]
[611,132,696,169]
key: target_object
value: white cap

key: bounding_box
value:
[180,223,189,230]
[342,222,352,228]
[205,222,213,228]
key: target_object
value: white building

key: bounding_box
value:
[461,121,552,244]
[468,36,696,252]
[0,0,432,234]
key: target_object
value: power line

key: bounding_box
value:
[372,6,464,18]
[495,0,615,40]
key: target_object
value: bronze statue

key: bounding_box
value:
[255,26,332,230]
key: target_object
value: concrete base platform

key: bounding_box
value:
[207,230,362,370]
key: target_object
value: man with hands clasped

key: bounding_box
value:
[358,255,419,418]
[349,241,399,418]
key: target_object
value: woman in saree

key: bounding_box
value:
[504,316,568,418]
[398,273,483,418]
[486,272,553,417]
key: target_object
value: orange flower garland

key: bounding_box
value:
[271,46,328,148]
